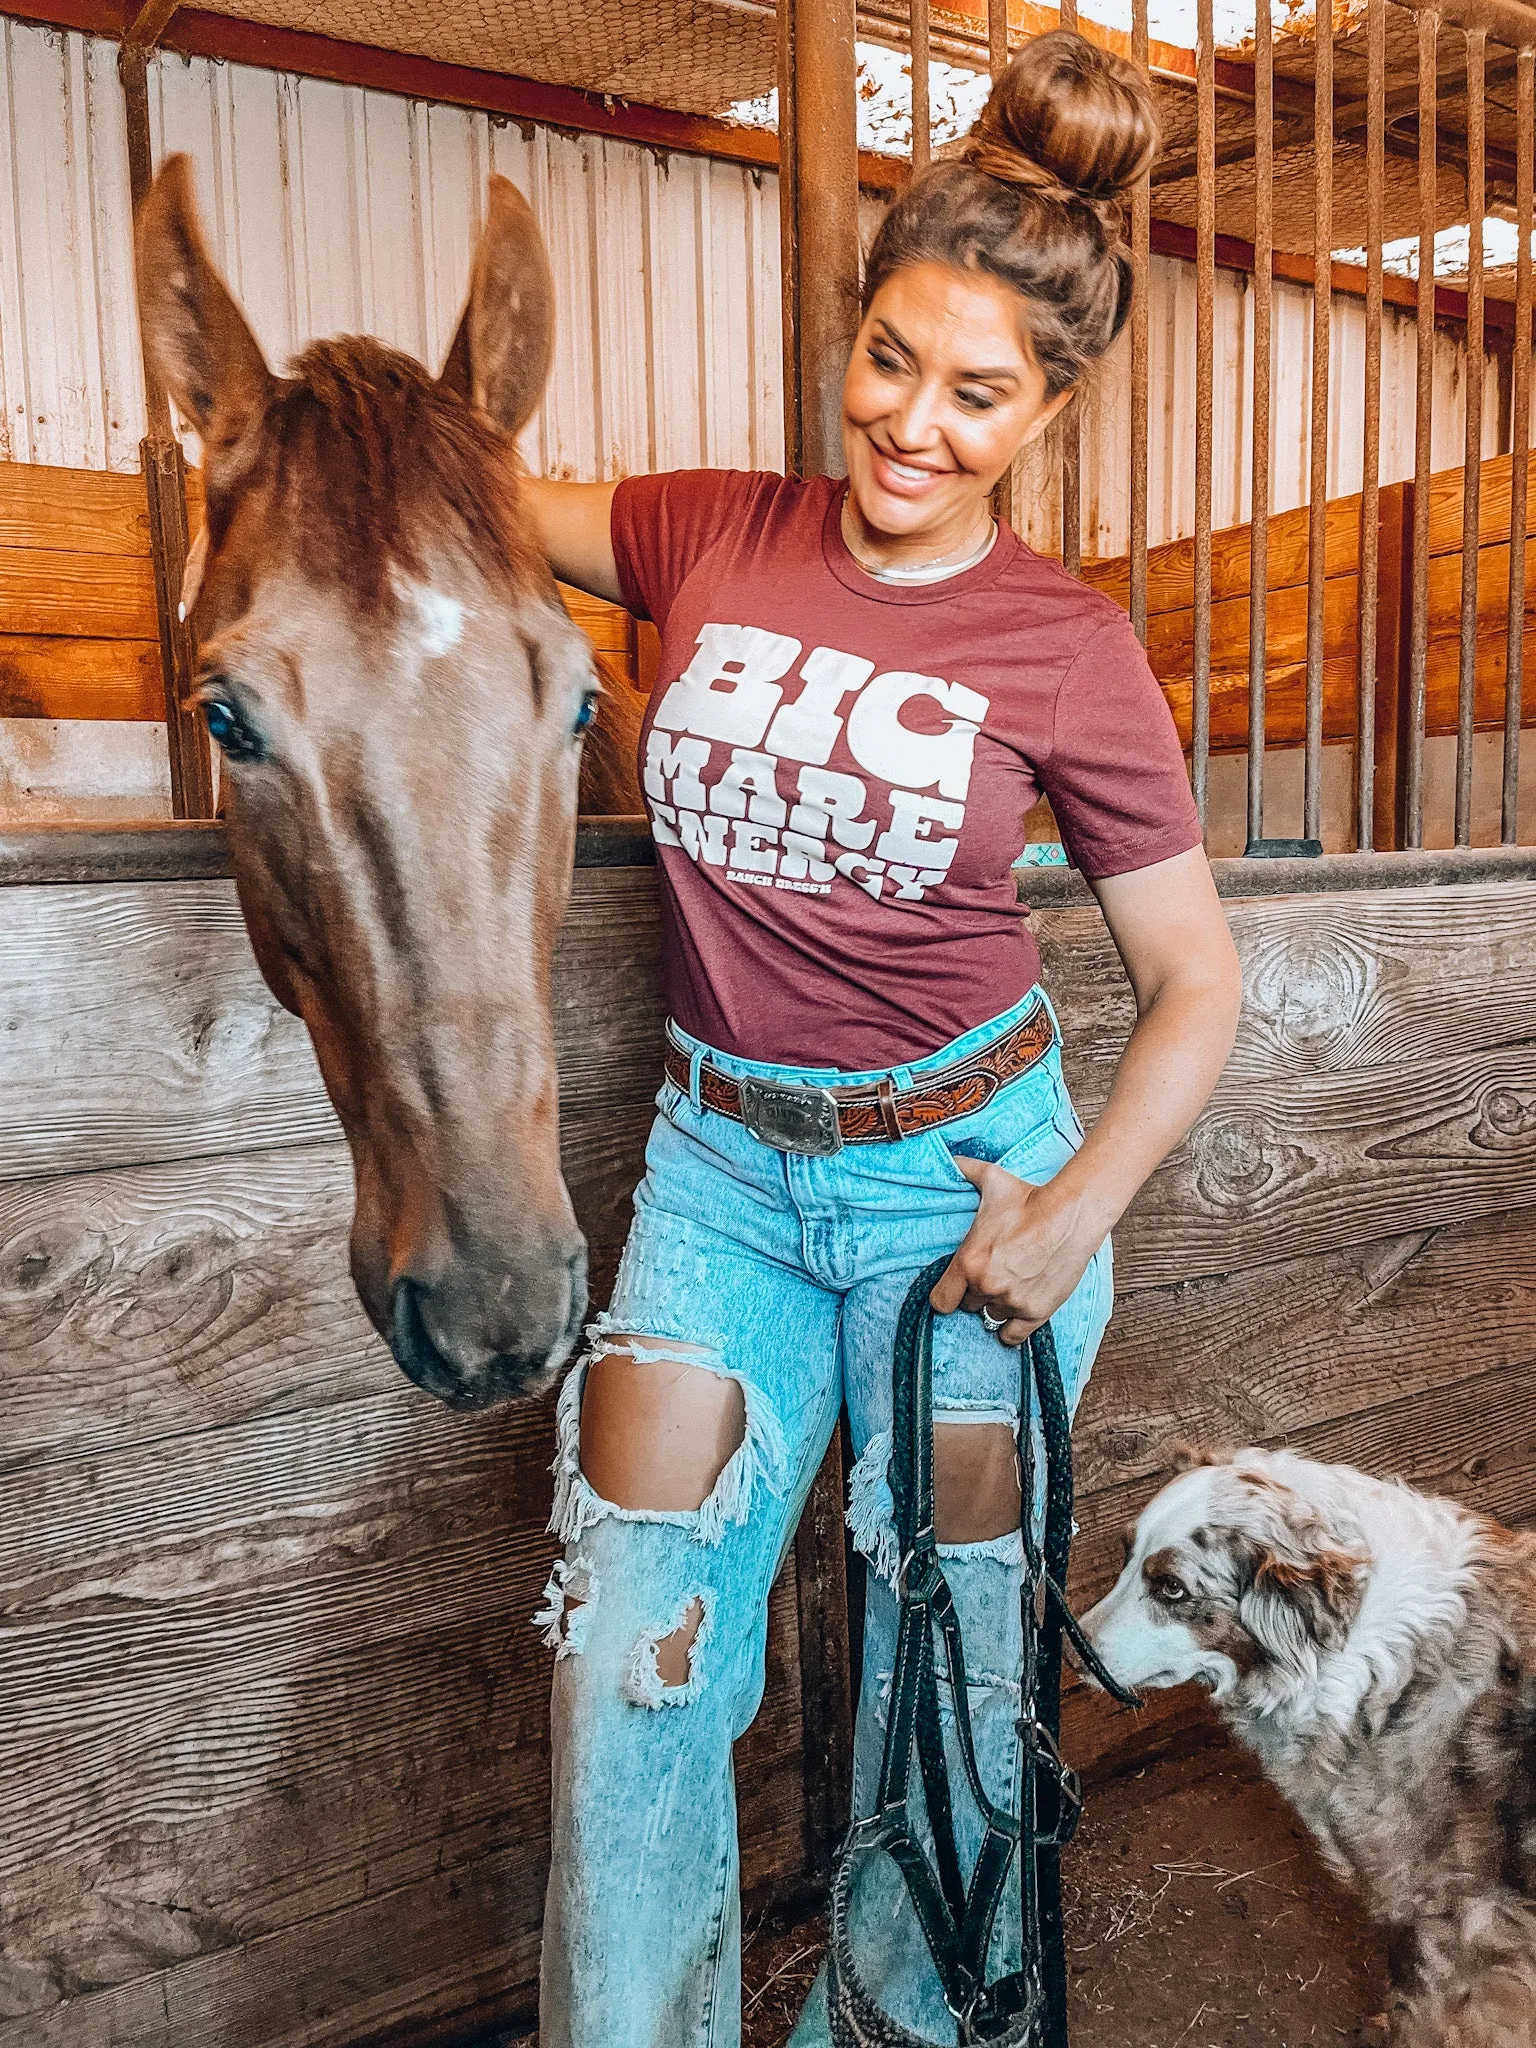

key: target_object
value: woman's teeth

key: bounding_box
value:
[886,458,930,480]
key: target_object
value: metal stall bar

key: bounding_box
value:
[1061,0,1082,576]
[989,0,1011,530]
[1130,0,1152,644]
[1456,26,1486,845]
[1304,0,1334,847]
[1505,46,1533,843]
[777,0,859,1879]
[910,0,930,174]
[1406,5,1439,846]
[1247,0,1273,848]
[1357,0,1385,850]
[1193,0,1216,822]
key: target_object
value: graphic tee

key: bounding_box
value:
[610,470,1202,1069]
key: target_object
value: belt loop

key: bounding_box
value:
[876,1076,904,1142]
[688,1041,707,1113]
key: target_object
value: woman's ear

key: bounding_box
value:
[1019,384,1076,448]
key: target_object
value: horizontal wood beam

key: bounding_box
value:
[5,822,1533,895]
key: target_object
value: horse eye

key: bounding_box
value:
[573,689,598,737]
[202,696,264,763]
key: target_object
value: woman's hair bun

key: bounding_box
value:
[963,28,1158,210]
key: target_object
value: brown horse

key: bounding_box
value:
[135,157,643,1410]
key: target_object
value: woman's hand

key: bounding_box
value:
[931,1156,1103,1345]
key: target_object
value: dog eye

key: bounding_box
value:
[1153,1574,1189,1605]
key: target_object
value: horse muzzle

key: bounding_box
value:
[388,1242,588,1409]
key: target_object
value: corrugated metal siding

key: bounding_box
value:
[0,21,142,469]
[0,19,784,480]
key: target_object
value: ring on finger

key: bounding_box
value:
[979,1304,1008,1337]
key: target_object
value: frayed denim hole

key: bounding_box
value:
[846,1430,899,1587]
[548,1319,787,1548]
[935,1529,1026,1568]
[621,1591,715,1709]
[534,1555,596,1659]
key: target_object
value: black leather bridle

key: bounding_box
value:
[827,1257,1140,2046]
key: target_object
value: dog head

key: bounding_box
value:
[1081,1448,1370,1709]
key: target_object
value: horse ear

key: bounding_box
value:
[135,155,272,472]
[438,175,554,437]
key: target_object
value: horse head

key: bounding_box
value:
[135,157,638,1410]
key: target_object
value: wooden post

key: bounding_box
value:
[778,0,860,480]
[119,38,215,821]
[778,0,858,1882]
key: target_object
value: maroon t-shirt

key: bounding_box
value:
[611,470,1201,1068]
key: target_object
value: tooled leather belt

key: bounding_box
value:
[661,998,1054,1157]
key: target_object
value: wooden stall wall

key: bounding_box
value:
[4,843,1533,2040]
[0,850,806,2048]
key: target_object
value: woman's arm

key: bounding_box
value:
[932,845,1242,1343]
[521,477,624,604]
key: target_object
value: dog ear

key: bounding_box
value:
[1239,1542,1366,1680]
[1170,1442,1224,1473]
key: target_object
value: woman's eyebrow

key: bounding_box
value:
[872,319,915,359]
[958,366,1021,384]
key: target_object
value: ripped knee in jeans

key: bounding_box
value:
[535,1323,787,1704]
[848,1405,1025,1582]
[548,1321,787,1547]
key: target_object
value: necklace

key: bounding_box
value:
[840,502,998,585]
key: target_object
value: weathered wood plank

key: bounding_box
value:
[0,462,151,559]
[1039,882,1536,1088]
[0,1842,546,2048]
[0,635,162,721]
[1109,1039,1536,1288]
[0,1573,803,2047]
[0,1376,805,2033]
[0,1142,377,1468]
[1075,1206,1536,1499]
[0,545,158,639]
[0,869,664,1184]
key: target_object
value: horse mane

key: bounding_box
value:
[262,335,542,613]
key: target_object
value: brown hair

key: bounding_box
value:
[863,29,1159,396]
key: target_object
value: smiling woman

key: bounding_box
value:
[518,28,1243,2048]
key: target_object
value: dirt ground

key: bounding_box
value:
[739,1730,1389,2048]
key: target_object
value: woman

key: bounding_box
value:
[525,30,1241,2047]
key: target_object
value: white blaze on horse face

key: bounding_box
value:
[653,624,801,744]
[845,671,989,801]
[393,573,467,658]
[764,646,876,764]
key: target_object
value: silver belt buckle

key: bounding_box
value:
[737,1076,843,1155]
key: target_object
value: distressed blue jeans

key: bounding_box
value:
[537,989,1113,2048]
